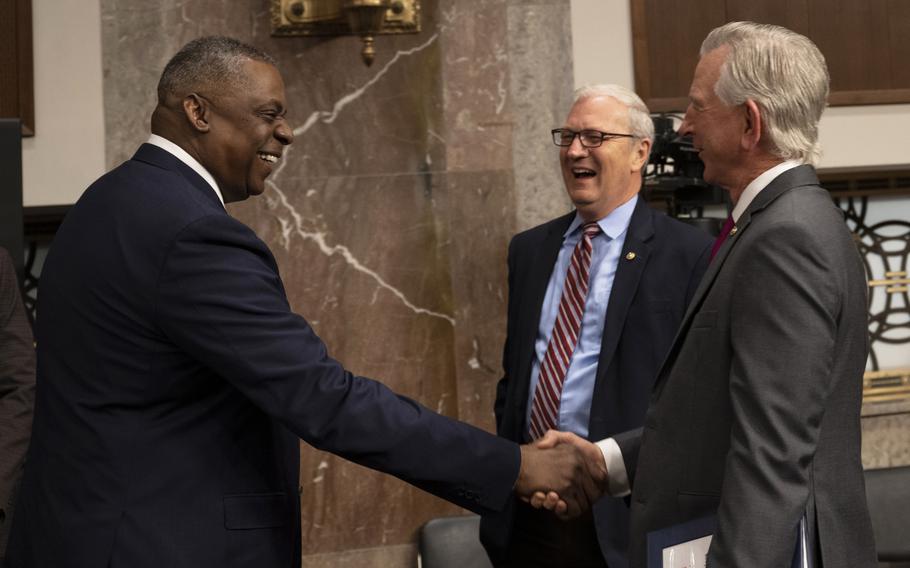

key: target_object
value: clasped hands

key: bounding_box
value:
[514,430,609,520]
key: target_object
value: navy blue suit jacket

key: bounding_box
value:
[480,198,711,567]
[6,145,519,568]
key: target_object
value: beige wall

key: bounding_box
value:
[569,0,910,169]
[22,0,105,207]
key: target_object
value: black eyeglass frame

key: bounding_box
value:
[551,128,636,148]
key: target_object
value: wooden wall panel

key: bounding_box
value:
[809,0,891,91]
[725,0,808,34]
[632,0,910,110]
[0,0,33,136]
[888,0,910,88]
[632,0,725,111]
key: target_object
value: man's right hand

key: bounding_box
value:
[525,430,610,515]
[514,431,608,519]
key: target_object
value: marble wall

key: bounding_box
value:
[100,0,573,564]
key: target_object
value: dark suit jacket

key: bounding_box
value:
[0,248,35,561]
[620,166,876,567]
[5,144,520,568]
[480,198,712,567]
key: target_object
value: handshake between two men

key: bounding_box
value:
[514,431,607,519]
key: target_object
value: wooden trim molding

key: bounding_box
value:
[817,164,910,198]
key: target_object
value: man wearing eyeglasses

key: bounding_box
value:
[480,84,712,568]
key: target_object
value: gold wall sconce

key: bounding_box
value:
[271,0,421,66]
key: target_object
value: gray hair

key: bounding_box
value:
[157,36,277,103]
[573,84,655,142]
[701,22,829,165]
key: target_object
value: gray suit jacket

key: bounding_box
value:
[619,165,876,567]
[0,248,35,560]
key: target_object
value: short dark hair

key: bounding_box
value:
[156,36,277,103]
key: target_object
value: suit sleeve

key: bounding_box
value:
[154,214,520,515]
[0,249,35,558]
[708,220,842,566]
[493,236,519,433]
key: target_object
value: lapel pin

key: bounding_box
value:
[625,252,637,261]
[729,226,738,236]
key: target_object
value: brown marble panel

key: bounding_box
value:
[231,171,463,553]
[430,169,516,431]
[301,544,417,568]
[438,1,513,173]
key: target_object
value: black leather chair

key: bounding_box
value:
[864,465,910,563]
[418,514,493,568]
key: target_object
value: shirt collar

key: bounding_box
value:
[564,194,638,240]
[146,134,225,208]
[731,160,801,222]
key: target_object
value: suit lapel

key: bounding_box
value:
[590,198,653,412]
[511,213,573,432]
[651,165,820,393]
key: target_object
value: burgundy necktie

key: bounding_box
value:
[709,215,735,262]
[528,222,601,440]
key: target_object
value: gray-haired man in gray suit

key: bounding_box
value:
[535,21,877,568]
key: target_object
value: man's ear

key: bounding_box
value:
[631,137,652,172]
[741,99,762,151]
[183,93,211,133]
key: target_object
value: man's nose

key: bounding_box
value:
[566,135,588,157]
[677,109,693,137]
[276,119,294,145]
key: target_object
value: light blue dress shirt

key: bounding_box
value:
[524,195,638,439]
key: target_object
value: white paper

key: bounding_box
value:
[661,534,712,568]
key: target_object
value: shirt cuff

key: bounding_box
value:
[596,437,630,497]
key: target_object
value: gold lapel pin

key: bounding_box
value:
[625,252,637,260]
[729,226,738,236]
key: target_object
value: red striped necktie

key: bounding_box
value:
[528,222,601,440]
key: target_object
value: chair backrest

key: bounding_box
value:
[418,514,493,568]
[864,465,910,561]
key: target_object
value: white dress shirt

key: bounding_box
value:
[146,134,225,207]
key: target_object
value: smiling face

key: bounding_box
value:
[559,95,651,222]
[197,59,293,203]
[678,46,746,194]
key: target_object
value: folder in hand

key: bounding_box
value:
[646,513,811,568]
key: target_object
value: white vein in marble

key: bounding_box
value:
[293,33,440,137]
[267,184,456,325]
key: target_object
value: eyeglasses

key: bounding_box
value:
[551,128,635,148]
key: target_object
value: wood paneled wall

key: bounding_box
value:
[631,0,910,111]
